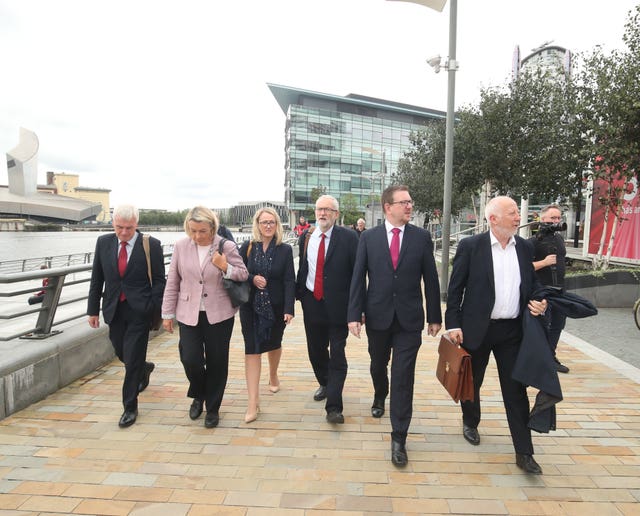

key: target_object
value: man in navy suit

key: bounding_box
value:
[297,195,358,425]
[88,205,165,428]
[445,196,547,474]
[348,185,441,467]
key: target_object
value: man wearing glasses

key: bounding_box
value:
[296,195,359,425]
[348,185,441,466]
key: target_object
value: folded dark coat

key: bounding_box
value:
[513,288,598,433]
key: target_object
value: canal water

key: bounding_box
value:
[0,231,187,262]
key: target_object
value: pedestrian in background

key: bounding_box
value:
[528,204,570,373]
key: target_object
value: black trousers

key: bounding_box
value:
[178,312,234,415]
[301,290,348,414]
[108,300,150,412]
[366,316,421,445]
[461,318,533,455]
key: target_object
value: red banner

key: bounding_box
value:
[588,177,640,260]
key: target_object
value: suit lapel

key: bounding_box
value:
[324,226,339,264]
[481,232,495,292]
[396,224,412,269]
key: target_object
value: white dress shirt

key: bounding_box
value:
[489,231,521,320]
[305,225,334,293]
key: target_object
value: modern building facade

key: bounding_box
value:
[268,84,445,223]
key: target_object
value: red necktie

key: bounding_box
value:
[118,241,127,301]
[390,228,400,269]
[313,233,326,301]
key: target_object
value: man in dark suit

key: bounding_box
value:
[348,185,441,467]
[445,196,548,474]
[297,195,358,425]
[88,204,166,428]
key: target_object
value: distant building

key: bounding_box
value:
[268,84,445,224]
[46,172,111,223]
[1,128,103,225]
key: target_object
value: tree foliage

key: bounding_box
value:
[577,5,640,267]
[338,193,362,226]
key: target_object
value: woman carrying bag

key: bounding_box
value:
[161,206,248,428]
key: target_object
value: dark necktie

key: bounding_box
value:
[118,241,127,301]
[390,228,401,269]
[313,233,326,301]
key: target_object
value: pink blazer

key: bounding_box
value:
[162,235,249,326]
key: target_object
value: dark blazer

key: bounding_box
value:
[88,231,165,325]
[239,240,295,316]
[296,225,359,325]
[347,223,442,332]
[445,231,539,350]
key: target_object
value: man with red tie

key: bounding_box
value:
[296,195,359,424]
[348,185,441,467]
[88,205,165,428]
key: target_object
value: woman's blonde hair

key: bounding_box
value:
[184,206,219,237]
[252,207,283,245]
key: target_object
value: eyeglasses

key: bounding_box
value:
[389,200,414,207]
[259,221,276,227]
[316,207,337,213]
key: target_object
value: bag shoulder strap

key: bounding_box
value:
[302,226,315,260]
[142,234,152,286]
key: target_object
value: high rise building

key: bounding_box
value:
[268,84,445,221]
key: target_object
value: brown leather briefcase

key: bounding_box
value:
[436,334,474,403]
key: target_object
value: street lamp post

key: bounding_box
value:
[388,0,456,301]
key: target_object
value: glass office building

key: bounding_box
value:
[268,84,445,220]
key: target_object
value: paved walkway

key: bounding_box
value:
[1,303,639,515]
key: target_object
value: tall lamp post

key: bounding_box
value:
[388,0,457,301]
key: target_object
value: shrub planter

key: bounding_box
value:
[565,270,640,308]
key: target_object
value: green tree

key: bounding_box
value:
[578,5,640,268]
[338,193,362,226]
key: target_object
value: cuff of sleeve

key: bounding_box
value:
[223,263,233,279]
[162,314,175,320]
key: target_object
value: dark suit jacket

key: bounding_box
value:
[445,232,540,350]
[239,240,295,316]
[347,223,442,332]
[296,225,359,325]
[88,231,166,325]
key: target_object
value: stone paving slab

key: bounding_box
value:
[0,302,639,515]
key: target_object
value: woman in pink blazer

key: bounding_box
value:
[162,206,248,428]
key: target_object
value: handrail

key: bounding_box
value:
[0,254,172,341]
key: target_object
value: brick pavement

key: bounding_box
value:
[0,303,639,515]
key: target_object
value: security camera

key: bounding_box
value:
[426,55,442,73]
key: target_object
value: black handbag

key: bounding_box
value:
[218,239,250,307]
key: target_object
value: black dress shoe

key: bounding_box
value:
[189,399,203,420]
[463,423,480,445]
[138,362,155,393]
[313,386,327,401]
[204,412,219,428]
[553,356,570,374]
[391,440,408,467]
[118,409,138,428]
[371,398,385,418]
[326,411,344,424]
[516,453,542,474]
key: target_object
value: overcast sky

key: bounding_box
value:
[1,0,637,211]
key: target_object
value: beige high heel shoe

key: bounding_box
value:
[268,383,280,393]
[244,406,259,424]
